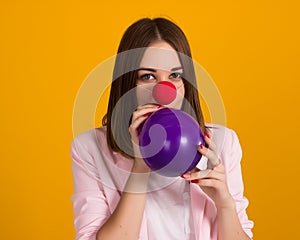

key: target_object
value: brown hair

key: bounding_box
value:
[102,17,207,158]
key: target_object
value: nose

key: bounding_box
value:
[152,81,177,105]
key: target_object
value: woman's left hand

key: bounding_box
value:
[182,131,235,210]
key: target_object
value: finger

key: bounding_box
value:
[136,104,162,110]
[204,131,217,153]
[129,114,148,141]
[188,169,211,179]
[211,162,224,173]
[196,178,223,188]
[182,169,211,179]
[198,144,220,167]
[130,115,147,130]
[184,167,199,174]
[130,107,160,125]
[185,169,225,182]
[134,105,161,116]
[138,105,162,118]
[130,105,163,136]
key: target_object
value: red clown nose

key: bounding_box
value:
[152,81,177,105]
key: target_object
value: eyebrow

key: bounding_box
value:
[137,66,183,72]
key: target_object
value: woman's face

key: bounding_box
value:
[136,41,185,109]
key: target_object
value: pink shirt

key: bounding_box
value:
[70,124,254,239]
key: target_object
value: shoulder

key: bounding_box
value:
[70,126,111,164]
[70,127,112,178]
[70,126,126,164]
[71,126,107,149]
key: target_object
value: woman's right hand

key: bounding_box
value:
[129,104,162,172]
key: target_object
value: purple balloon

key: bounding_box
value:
[139,108,204,177]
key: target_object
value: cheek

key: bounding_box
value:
[167,86,185,109]
[135,84,185,107]
[136,85,154,105]
[178,85,185,97]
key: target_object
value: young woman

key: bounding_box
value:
[70,18,254,240]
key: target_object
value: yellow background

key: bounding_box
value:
[1,1,299,239]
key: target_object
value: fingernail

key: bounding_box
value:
[205,132,210,138]
[191,180,199,184]
[199,144,204,149]
[143,112,151,117]
[157,105,162,109]
[181,174,189,178]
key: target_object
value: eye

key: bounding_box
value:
[170,72,183,79]
[139,73,155,81]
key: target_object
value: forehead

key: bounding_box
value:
[139,47,181,71]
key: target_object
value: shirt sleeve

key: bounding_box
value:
[70,137,110,240]
[225,129,254,239]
